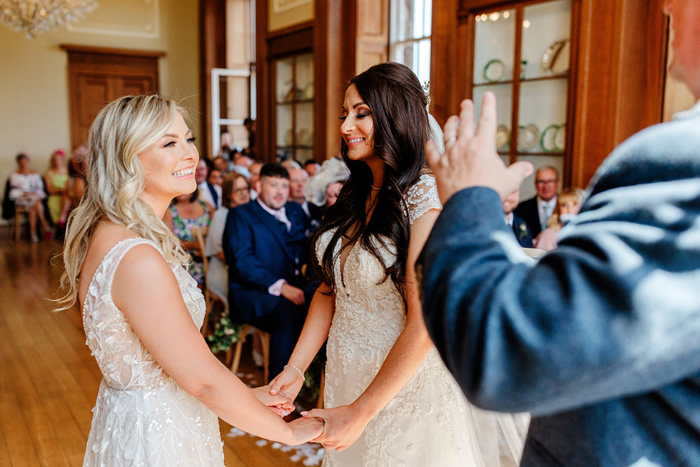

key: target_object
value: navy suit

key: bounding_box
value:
[418,105,700,466]
[509,213,533,248]
[223,199,312,376]
[513,196,542,238]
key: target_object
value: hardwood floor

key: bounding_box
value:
[0,239,315,467]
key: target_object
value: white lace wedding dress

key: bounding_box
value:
[317,175,529,467]
[81,238,225,466]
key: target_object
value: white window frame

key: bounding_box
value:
[389,0,433,85]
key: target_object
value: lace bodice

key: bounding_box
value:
[82,238,206,390]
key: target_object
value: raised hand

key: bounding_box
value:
[425,92,534,205]
[269,365,305,401]
[250,385,295,417]
[287,416,325,445]
[300,405,369,452]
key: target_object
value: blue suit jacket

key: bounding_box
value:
[419,105,700,466]
[510,213,534,248]
[223,200,310,322]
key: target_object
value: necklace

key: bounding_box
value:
[371,185,381,191]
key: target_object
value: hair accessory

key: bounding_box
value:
[284,364,305,382]
[371,185,381,191]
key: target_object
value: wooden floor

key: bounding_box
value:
[0,239,311,467]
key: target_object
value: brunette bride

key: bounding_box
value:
[58,94,323,466]
[269,62,529,466]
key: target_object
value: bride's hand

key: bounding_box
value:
[269,366,305,401]
[250,385,294,417]
[301,405,368,452]
[287,417,325,445]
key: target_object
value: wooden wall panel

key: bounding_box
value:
[355,0,389,74]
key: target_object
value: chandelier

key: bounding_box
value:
[0,0,98,39]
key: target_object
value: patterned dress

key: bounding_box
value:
[317,175,528,467]
[169,200,212,285]
[82,238,224,466]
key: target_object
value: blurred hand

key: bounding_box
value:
[281,283,306,305]
[287,417,325,445]
[269,365,304,402]
[301,405,368,452]
[250,385,294,417]
[426,92,534,205]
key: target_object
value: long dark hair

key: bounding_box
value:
[313,62,430,302]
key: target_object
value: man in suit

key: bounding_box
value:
[503,189,533,248]
[289,167,323,228]
[223,163,312,378]
[514,166,559,238]
[418,1,700,464]
[196,158,222,209]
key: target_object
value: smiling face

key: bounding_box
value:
[229,176,250,207]
[325,181,343,207]
[194,159,208,184]
[289,168,308,203]
[665,0,700,97]
[138,112,199,206]
[341,85,377,164]
[535,168,559,202]
[559,197,581,216]
[258,175,289,210]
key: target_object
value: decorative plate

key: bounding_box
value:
[483,59,506,83]
[540,124,560,153]
[284,128,294,146]
[496,125,510,151]
[554,124,566,152]
[303,82,315,100]
[279,80,295,102]
[297,128,312,146]
[541,39,570,75]
[518,124,540,152]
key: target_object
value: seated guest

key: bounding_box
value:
[304,159,321,177]
[44,149,71,229]
[9,153,51,242]
[208,167,224,187]
[249,161,262,200]
[514,166,560,238]
[231,153,253,179]
[288,167,323,223]
[196,158,222,209]
[281,159,302,171]
[302,157,350,219]
[503,189,533,248]
[213,156,231,175]
[68,145,88,208]
[204,172,251,305]
[164,191,213,287]
[534,187,584,251]
[223,163,312,377]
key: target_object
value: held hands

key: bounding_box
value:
[250,385,295,417]
[281,283,306,305]
[287,417,325,445]
[301,405,369,452]
[269,365,305,401]
[425,92,534,205]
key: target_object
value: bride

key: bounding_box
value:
[269,62,528,466]
[58,94,323,466]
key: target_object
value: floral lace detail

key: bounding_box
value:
[318,178,492,467]
[82,238,224,466]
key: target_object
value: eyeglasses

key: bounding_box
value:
[535,179,558,185]
[233,187,249,194]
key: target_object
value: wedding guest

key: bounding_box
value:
[533,187,584,251]
[164,191,213,287]
[10,153,51,242]
[503,189,533,248]
[213,156,230,174]
[249,161,262,200]
[208,168,224,187]
[231,153,253,179]
[58,94,322,465]
[269,62,526,466]
[419,2,700,462]
[223,163,314,378]
[514,166,560,237]
[196,158,222,209]
[44,149,71,228]
[205,172,251,305]
[301,157,350,220]
[68,145,88,207]
[304,159,321,177]
[281,159,302,171]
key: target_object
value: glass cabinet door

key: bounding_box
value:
[274,52,314,163]
[471,0,572,199]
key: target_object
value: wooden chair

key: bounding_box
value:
[10,205,27,242]
[190,225,224,337]
[230,325,271,384]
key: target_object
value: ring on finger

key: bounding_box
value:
[444,136,457,146]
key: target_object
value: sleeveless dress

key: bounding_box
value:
[82,238,224,466]
[317,175,529,467]
[46,172,69,223]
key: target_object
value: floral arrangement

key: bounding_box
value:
[518,222,530,239]
[206,315,242,354]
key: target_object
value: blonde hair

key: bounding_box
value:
[56,95,191,310]
[546,187,584,229]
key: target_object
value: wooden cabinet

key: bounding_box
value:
[431,0,668,191]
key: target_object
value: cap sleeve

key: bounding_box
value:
[405,174,442,225]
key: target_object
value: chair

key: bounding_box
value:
[191,225,222,337]
[230,325,271,384]
[10,205,27,242]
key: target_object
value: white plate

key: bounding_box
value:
[483,59,506,82]
[518,124,540,152]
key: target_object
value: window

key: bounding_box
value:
[390,0,432,86]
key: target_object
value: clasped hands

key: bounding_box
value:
[268,365,370,451]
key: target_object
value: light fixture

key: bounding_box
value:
[0,0,98,39]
